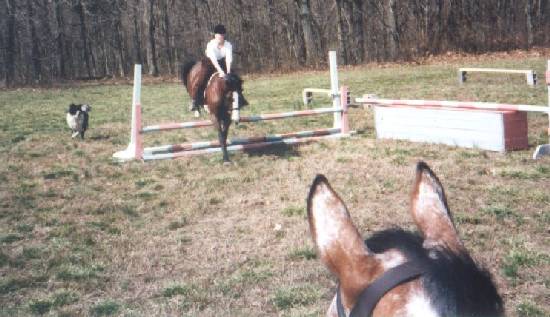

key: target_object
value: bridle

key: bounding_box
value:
[336,261,425,317]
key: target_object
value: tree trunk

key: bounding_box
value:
[295,0,322,66]
[385,0,399,60]
[132,2,143,65]
[26,0,41,83]
[192,0,202,57]
[75,0,92,78]
[351,0,365,63]
[162,0,173,74]
[335,0,349,64]
[526,0,534,48]
[5,0,17,86]
[113,3,126,77]
[145,0,159,76]
[266,0,280,68]
[53,0,67,78]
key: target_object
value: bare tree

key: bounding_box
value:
[385,0,399,60]
[145,0,159,76]
[1,0,549,85]
[5,0,17,86]
[335,0,349,64]
[295,0,322,66]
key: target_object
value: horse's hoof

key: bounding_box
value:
[194,110,200,118]
[223,161,232,166]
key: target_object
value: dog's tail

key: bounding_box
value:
[180,60,196,87]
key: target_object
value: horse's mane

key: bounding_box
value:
[225,73,244,91]
[180,60,196,86]
[366,228,504,317]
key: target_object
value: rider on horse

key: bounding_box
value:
[190,24,239,112]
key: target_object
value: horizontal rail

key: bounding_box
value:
[141,107,343,133]
[459,68,534,74]
[143,128,342,154]
[303,88,332,95]
[355,98,550,114]
[142,133,349,161]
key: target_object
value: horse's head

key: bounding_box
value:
[224,73,244,94]
[307,162,503,317]
[206,73,247,110]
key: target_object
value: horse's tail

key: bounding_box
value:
[180,60,196,86]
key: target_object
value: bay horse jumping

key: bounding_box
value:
[181,58,248,163]
[307,162,503,317]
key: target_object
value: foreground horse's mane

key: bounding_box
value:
[366,228,504,317]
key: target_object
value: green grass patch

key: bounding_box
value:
[90,300,120,316]
[288,247,317,260]
[168,218,187,230]
[161,283,209,310]
[56,264,104,281]
[480,205,522,222]
[272,285,321,310]
[42,169,78,180]
[22,247,42,260]
[52,290,79,307]
[0,233,23,244]
[0,251,8,266]
[29,299,53,315]
[0,275,47,294]
[281,206,305,217]
[16,223,34,233]
[162,284,194,298]
[501,250,545,279]
[516,301,548,317]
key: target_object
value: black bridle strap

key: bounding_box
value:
[336,261,425,317]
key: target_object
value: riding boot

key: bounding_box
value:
[238,91,249,108]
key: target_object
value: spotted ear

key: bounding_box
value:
[307,175,377,312]
[410,162,465,254]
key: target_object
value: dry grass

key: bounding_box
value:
[1,52,549,316]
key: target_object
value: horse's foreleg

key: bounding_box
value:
[215,120,230,164]
[221,119,232,164]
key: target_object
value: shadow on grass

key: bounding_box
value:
[242,143,301,159]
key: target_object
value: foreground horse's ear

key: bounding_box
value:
[307,175,376,311]
[410,162,465,254]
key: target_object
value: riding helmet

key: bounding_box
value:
[213,24,226,35]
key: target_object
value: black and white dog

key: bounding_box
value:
[66,103,91,139]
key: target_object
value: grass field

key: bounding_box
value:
[1,50,549,316]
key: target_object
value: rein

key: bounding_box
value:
[336,261,425,317]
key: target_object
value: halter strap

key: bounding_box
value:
[336,261,425,317]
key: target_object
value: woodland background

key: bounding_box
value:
[1,0,549,86]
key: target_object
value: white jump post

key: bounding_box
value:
[458,68,537,86]
[533,60,550,158]
[113,64,142,162]
[329,51,342,130]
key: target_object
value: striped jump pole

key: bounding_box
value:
[141,107,344,134]
[356,59,550,159]
[113,51,352,162]
[142,133,346,161]
[143,128,341,155]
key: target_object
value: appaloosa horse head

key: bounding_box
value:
[307,162,503,317]
[181,59,247,164]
